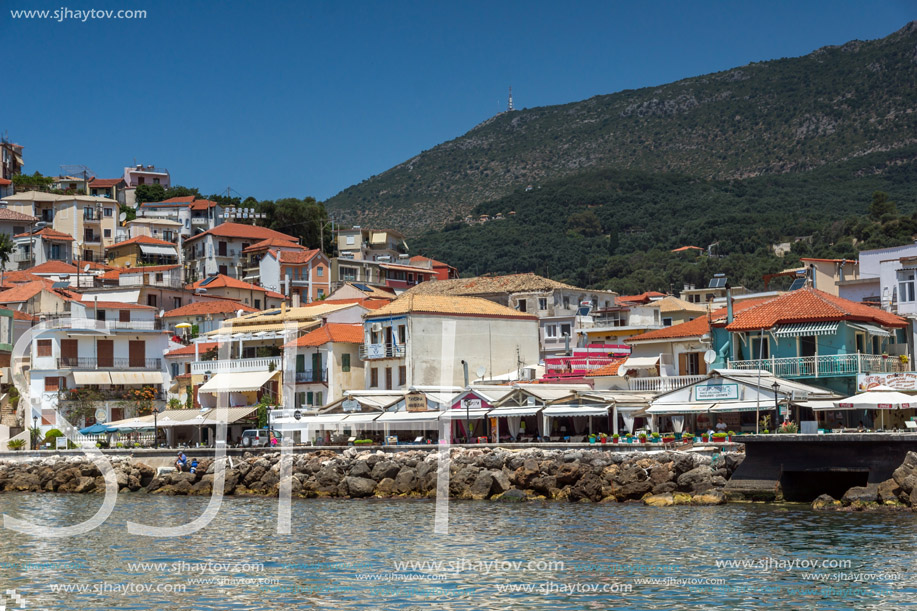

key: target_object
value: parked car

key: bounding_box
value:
[240,428,282,447]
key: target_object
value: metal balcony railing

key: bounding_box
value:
[190,356,281,375]
[295,369,327,384]
[727,353,909,378]
[627,375,707,392]
[58,357,162,370]
[359,344,405,359]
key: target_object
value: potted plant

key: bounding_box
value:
[684,432,694,443]
[662,433,675,443]
[712,432,728,442]
[588,434,597,444]
[650,432,661,443]
[727,430,736,442]
[612,433,619,444]
[625,433,633,444]
[638,432,647,444]
[701,432,709,442]
[598,433,608,444]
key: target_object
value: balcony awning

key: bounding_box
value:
[110,371,164,385]
[647,403,713,415]
[342,413,383,423]
[138,244,177,256]
[796,400,841,411]
[295,414,350,425]
[621,356,660,370]
[848,323,893,338]
[488,406,543,417]
[72,371,112,384]
[199,370,276,394]
[375,411,442,423]
[542,405,610,418]
[774,322,839,337]
[200,406,259,425]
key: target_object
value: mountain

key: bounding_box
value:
[326,22,917,233]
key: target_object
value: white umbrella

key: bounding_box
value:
[833,385,917,429]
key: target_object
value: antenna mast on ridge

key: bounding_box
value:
[507,86,514,112]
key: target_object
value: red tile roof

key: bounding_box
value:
[190,199,219,211]
[99,265,181,280]
[165,342,219,358]
[617,291,667,304]
[284,323,364,348]
[186,274,284,300]
[725,288,906,331]
[242,238,305,253]
[14,228,74,241]
[0,178,11,186]
[585,358,627,377]
[0,280,57,303]
[628,298,773,343]
[0,208,37,222]
[671,245,704,253]
[12,310,37,321]
[0,270,42,284]
[183,222,297,244]
[163,300,258,318]
[107,235,177,249]
[306,297,391,310]
[276,249,321,265]
[29,261,79,274]
[88,178,124,188]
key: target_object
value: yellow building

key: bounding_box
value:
[106,235,178,268]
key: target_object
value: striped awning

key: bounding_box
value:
[774,322,839,337]
[849,323,893,338]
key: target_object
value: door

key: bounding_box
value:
[385,367,392,390]
[119,310,130,323]
[60,339,78,367]
[312,353,322,382]
[799,335,817,376]
[97,340,113,367]
[129,340,145,368]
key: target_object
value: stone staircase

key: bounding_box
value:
[0,393,19,428]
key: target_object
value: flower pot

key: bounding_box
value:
[600,438,607,444]
[713,437,725,443]
[639,438,647,444]
[662,437,675,443]
[612,438,618,444]
[701,436,708,442]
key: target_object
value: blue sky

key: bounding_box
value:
[4,0,914,201]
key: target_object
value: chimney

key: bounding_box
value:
[281,302,287,316]
[292,293,300,308]
[726,285,734,324]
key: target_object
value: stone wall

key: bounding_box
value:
[0,448,745,503]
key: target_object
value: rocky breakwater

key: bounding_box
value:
[0,448,745,503]
[812,451,917,512]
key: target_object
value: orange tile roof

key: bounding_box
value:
[0,208,37,222]
[367,294,538,320]
[165,342,219,358]
[628,297,773,343]
[308,297,391,310]
[12,310,37,321]
[0,178,11,186]
[163,300,258,318]
[0,280,56,303]
[617,291,667,304]
[183,222,297,244]
[190,199,218,211]
[14,227,74,241]
[186,274,285,301]
[585,358,627,377]
[671,246,704,253]
[99,265,181,280]
[277,249,321,265]
[88,178,124,188]
[0,270,42,284]
[284,323,364,348]
[725,288,906,331]
[29,261,78,274]
[242,238,306,253]
[107,235,177,249]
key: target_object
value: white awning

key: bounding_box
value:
[110,371,164,385]
[849,322,893,338]
[199,371,276,393]
[439,408,492,420]
[342,413,383,423]
[138,244,177,256]
[710,401,778,413]
[647,403,713,415]
[157,412,206,428]
[72,371,112,384]
[774,321,839,337]
[621,356,660,370]
[797,400,844,411]
[375,411,442,422]
[199,406,259,425]
[297,414,350,425]
[542,405,609,417]
[488,406,542,417]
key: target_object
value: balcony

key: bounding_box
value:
[359,344,406,359]
[291,278,312,287]
[295,369,328,384]
[191,217,208,226]
[727,353,909,379]
[55,318,163,332]
[627,375,707,392]
[190,356,281,375]
[58,357,162,370]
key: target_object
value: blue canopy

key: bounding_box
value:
[79,423,117,435]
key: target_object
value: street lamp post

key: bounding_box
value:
[32,415,38,449]
[772,380,781,430]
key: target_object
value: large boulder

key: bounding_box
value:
[677,467,713,493]
[812,494,841,511]
[842,486,877,505]
[344,476,377,498]
[877,479,902,505]
[692,490,726,505]
[643,493,674,507]
[371,460,401,481]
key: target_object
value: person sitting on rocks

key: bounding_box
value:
[175,452,187,472]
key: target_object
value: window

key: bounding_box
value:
[397,325,406,344]
[104,229,111,238]
[119,310,130,323]
[560,323,571,337]
[750,336,769,359]
[84,250,94,262]
[370,368,378,387]
[147,294,157,307]
[340,267,357,281]
[96,309,106,321]
[254,299,261,309]
[155,273,164,282]
[218,265,228,276]
[173,297,181,309]
[45,376,62,392]
[13,226,23,235]
[538,298,548,311]
[663,318,673,327]
[898,271,916,303]
[346,235,355,245]
[518,299,527,313]
[563,296,570,310]
[317,289,325,298]
[315,392,323,406]
[680,352,704,375]
[171,363,179,378]
[306,391,314,405]
[317,267,323,277]
[545,324,557,338]
[137,177,145,185]
[385,367,392,390]
[399,365,406,386]
[342,353,351,372]
[37,339,52,357]
[153,177,160,185]
[104,207,113,217]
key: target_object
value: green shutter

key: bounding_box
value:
[342,353,351,372]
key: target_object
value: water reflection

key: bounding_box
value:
[0,494,911,610]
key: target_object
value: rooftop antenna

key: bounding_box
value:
[507,86,514,112]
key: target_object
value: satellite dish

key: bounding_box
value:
[83,264,90,272]
[237,309,244,317]
[475,365,486,378]
[704,349,717,365]
[119,212,126,223]
[159,309,165,318]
